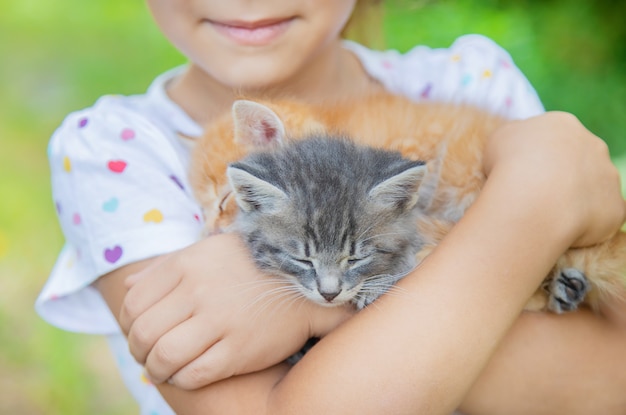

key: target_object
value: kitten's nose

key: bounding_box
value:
[320,290,341,302]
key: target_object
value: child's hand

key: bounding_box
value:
[119,233,351,390]
[485,111,626,248]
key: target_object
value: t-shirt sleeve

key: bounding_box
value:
[35,96,203,334]
[356,34,545,119]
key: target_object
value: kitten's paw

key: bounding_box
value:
[354,294,374,310]
[353,290,386,310]
[547,268,590,313]
[353,276,400,309]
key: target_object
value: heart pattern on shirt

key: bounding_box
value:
[63,156,72,172]
[102,198,119,212]
[143,209,163,223]
[107,160,127,173]
[104,246,123,263]
[120,128,136,141]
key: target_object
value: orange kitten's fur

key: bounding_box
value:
[189,92,626,313]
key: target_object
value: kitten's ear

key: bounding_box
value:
[369,163,427,211]
[232,100,286,148]
[227,165,288,213]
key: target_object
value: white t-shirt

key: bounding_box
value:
[36,35,544,414]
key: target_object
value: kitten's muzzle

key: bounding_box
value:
[316,271,343,304]
[319,290,341,303]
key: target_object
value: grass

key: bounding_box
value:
[2,1,625,413]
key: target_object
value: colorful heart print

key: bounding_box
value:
[107,160,127,173]
[143,209,163,223]
[104,246,123,263]
[63,156,72,172]
[102,197,119,212]
[120,128,136,141]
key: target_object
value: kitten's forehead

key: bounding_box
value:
[233,135,423,257]
[293,209,394,257]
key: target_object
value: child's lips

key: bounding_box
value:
[209,17,295,46]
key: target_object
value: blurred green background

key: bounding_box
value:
[1,0,625,413]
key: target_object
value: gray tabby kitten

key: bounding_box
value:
[227,136,427,309]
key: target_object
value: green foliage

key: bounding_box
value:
[384,0,626,156]
[2,1,624,413]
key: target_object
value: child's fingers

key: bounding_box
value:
[119,258,183,334]
[167,339,236,390]
[124,253,170,287]
[126,288,196,364]
[143,316,225,386]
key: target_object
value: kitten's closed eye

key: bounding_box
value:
[346,257,369,267]
[291,258,314,268]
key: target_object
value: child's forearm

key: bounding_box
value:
[155,310,626,415]
[461,306,626,415]
[155,364,290,415]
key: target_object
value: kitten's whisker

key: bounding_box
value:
[356,224,376,241]
[246,291,297,321]
[363,265,417,282]
[282,292,309,314]
[247,288,305,323]
[356,266,418,307]
[231,279,293,297]
[365,299,383,312]
[233,277,290,289]
[250,284,303,304]
[379,285,412,300]
[293,295,310,314]
[243,284,303,312]
[359,232,407,244]
[232,277,288,289]
[359,282,412,303]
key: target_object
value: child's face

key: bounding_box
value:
[147,0,357,90]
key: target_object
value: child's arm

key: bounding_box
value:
[98,252,626,415]
[99,111,626,414]
[461,302,626,415]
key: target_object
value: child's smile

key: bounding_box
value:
[207,16,296,47]
[147,0,358,92]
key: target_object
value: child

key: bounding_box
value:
[37,1,626,414]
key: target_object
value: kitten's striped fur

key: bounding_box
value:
[228,137,426,307]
